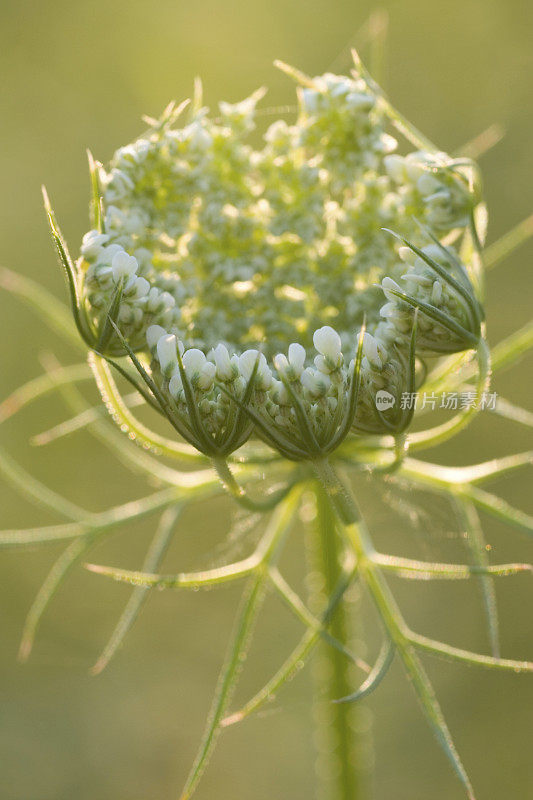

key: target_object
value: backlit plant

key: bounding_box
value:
[1,48,533,800]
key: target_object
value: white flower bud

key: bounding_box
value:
[431,280,443,305]
[198,361,216,391]
[183,121,213,150]
[213,343,235,381]
[417,173,441,196]
[300,368,330,399]
[96,244,123,266]
[314,354,329,374]
[384,154,405,183]
[157,334,178,377]
[404,154,427,182]
[377,133,397,154]
[81,230,109,259]
[168,371,183,399]
[288,343,306,375]
[106,169,135,202]
[301,88,320,113]
[239,350,272,390]
[146,325,167,351]
[381,276,403,303]
[271,379,289,405]
[313,326,341,358]
[159,292,176,310]
[380,302,397,319]
[273,353,289,373]
[182,348,207,384]
[275,343,306,380]
[313,326,342,369]
[146,287,162,312]
[398,246,413,263]
[112,251,138,282]
[362,332,382,370]
[345,92,374,110]
[132,277,150,298]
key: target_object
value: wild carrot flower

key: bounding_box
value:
[3,52,532,800]
[52,61,485,460]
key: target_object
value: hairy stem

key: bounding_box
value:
[311,458,476,799]
[307,482,367,800]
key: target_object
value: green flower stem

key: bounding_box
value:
[311,457,476,799]
[307,481,367,800]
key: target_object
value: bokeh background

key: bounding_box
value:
[1,0,532,798]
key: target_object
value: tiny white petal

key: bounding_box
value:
[313,326,342,360]
[112,251,138,281]
[182,348,207,377]
[168,372,183,398]
[314,354,329,374]
[146,324,167,350]
[157,334,178,376]
[198,361,216,391]
[362,332,383,370]
[300,368,330,398]
[133,277,150,298]
[398,246,413,263]
[214,343,234,381]
[381,276,403,303]
[431,280,443,305]
[384,154,405,183]
[273,353,289,373]
[288,342,306,373]
[379,303,397,319]
[81,230,109,258]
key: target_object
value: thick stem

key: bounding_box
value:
[307,481,368,800]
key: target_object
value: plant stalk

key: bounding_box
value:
[307,480,368,800]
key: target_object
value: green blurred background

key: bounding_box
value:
[1,0,532,797]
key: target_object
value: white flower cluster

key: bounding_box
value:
[378,244,482,354]
[298,72,398,190]
[146,322,418,456]
[75,67,478,359]
[384,151,475,231]
[79,231,180,351]
[67,64,484,454]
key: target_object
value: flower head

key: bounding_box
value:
[46,62,485,457]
